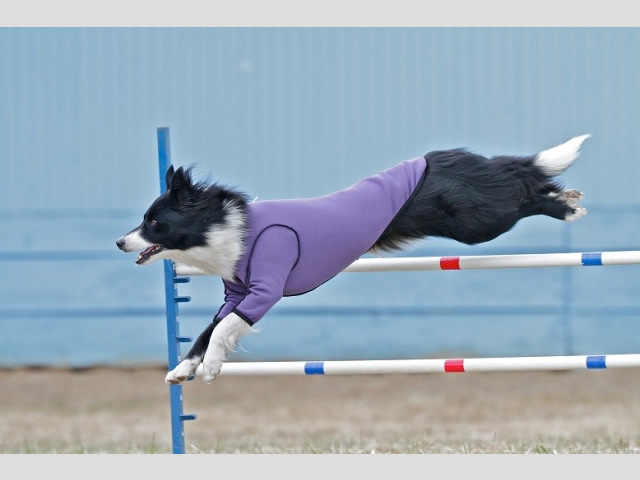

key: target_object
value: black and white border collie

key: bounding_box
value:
[117,134,590,384]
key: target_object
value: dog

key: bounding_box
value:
[117,134,590,384]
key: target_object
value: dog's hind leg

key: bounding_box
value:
[165,321,216,385]
[547,188,583,206]
[556,189,588,221]
[550,189,587,221]
[518,190,587,224]
[557,189,584,205]
[563,204,588,222]
[533,134,590,221]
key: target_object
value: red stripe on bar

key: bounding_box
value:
[444,359,465,372]
[440,257,461,270]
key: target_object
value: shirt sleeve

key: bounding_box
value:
[232,225,300,325]
[214,280,248,321]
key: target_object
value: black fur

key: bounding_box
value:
[119,136,588,383]
[374,149,573,251]
[124,166,249,252]
[183,320,219,367]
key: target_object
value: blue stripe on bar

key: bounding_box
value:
[304,362,325,375]
[581,253,603,266]
[586,355,607,369]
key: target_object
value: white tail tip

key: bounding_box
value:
[535,134,591,176]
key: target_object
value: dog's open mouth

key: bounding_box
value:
[136,245,164,264]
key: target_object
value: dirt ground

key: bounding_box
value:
[1,365,639,454]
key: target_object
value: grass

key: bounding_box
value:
[6,434,639,454]
[2,367,640,454]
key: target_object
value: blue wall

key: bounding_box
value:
[1,28,639,366]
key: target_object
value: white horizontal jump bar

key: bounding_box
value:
[175,250,640,276]
[344,250,640,272]
[192,354,640,376]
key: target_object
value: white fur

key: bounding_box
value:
[164,355,201,384]
[201,312,253,383]
[164,312,253,385]
[564,206,588,222]
[548,188,587,221]
[557,189,584,206]
[118,201,246,280]
[534,134,591,176]
[161,202,245,281]
[118,229,152,251]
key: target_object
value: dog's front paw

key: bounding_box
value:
[165,358,199,385]
[201,348,224,384]
[199,312,253,384]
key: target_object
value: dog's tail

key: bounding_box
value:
[534,134,591,176]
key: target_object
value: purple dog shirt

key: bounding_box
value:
[216,156,428,325]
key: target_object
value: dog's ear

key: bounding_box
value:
[165,165,175,191]
[168,166,194,202]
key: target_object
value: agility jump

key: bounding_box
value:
[194,353,640,376]
[176,250,640,276]
[151,127,640,454]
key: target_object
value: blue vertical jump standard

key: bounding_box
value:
[157,127,197,454]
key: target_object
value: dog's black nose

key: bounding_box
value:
[116,238,125,250]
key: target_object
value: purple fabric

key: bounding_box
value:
[217,156,428,324]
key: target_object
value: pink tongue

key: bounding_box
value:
[142,246,156,256]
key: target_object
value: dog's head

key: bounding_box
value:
[116,165,248,267]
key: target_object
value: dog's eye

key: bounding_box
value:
[150,219,157,226]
